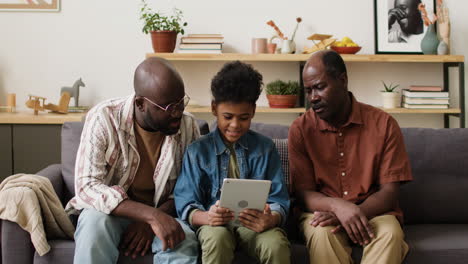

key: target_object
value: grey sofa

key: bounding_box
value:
[2,122,468,264]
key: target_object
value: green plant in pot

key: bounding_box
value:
[265,80,300,108]
[381,81,400,108]
[140,0,187,53]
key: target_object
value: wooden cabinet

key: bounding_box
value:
[147,53,465,128]
[0,112,85,181]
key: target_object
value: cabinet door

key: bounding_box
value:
[13,125,61,174]
[0,125,12,181]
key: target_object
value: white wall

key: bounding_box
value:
[1,0,467,127]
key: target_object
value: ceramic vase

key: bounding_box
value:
[437,41,449,55]
[420,24,439,55]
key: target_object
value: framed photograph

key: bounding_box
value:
[0,0,60,12]
[374,0,436,54]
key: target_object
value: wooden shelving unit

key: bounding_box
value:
[147,53,465,128]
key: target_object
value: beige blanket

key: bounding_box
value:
[0,174,75,256]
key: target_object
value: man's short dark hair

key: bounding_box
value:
[322,51,347,80]
[211,61,263,104]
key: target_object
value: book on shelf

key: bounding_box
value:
[409,85,443,92]
[177,49,222,54]
[403,96,449,105]
[181,37,224,44]
[403,103,449,109]
[68,106,90,113]
[179,43,222,50]
[187,34,223,38]
[402,89,449,98]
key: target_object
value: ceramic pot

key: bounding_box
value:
[150,30,177,53]
[421,24,439,55]
[266,94,297,108]
[381,92,400,108]
[280,40,296,54]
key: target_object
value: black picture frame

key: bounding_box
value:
[374,0,436,54]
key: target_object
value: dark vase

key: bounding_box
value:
[420,24,439,55]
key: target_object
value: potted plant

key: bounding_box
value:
[381,81,400,108]
[265,80,300,108]
[140,0,187,53]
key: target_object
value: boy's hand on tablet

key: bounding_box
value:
[239,204,279,232]
[207,200,234,226]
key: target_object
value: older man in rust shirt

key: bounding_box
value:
[289,50,412,264]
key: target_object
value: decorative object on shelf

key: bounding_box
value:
[265,80,300,108]
[44,92,71,114]
[251,38,267,54]
[419,3,439,55]
[61,78,85,107]
[330,37,362,54]
[0,93,16,113]
[140,0,187,53]
[26,92,72,115]
[266,17,301,54]
[303,34,336,54]
[436,0,450,55]
[25,95,47,115]
[381,81,401,108]
[0,0,60,12]
[374,0,436,54]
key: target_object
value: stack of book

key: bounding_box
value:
[178,34,223,54]
[402,86,449,109]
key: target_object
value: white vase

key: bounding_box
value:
[381,92,400,108]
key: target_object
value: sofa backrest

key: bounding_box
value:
[400,128,468,224]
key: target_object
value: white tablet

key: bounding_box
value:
[219,178,271,221]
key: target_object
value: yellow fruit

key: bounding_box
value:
[346,43,358,47]
[341,37,354,44]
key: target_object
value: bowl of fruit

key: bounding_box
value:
[330,37,361,54]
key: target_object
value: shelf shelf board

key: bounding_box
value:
[147,53,464,63]
[187,106,461,114]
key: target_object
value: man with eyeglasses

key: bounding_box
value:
[67,57,200,264]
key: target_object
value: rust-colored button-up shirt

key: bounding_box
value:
[289,94,412,222]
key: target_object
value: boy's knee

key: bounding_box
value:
[372,216,405,243]
[198,226,234,251]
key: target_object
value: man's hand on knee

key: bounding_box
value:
[148,210,185,251]
[119,221,154,258]
[331,199,375,246]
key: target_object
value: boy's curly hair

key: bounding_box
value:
[211,61,263,104]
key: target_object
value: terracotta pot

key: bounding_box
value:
[150,30,177,53]
[266,94,298,108]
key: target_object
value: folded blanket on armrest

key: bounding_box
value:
[0,174,75,256]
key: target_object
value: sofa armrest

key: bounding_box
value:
[36,164,64,201]
[1,220,34,264]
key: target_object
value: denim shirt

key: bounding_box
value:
[174,128,290,226]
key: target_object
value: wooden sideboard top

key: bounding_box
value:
[0,111,86,124]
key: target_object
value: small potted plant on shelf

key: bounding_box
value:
[140,0,187,53]
[266,80,300,108]
[381,81,400,108]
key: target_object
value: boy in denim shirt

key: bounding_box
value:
[174,61,290,264]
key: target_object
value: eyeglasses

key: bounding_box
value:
[143,94,190,116]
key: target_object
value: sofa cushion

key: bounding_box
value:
[400,128,468,224]
[403,224,468,264]
[61,122,84,198]
[273,138,290,191]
